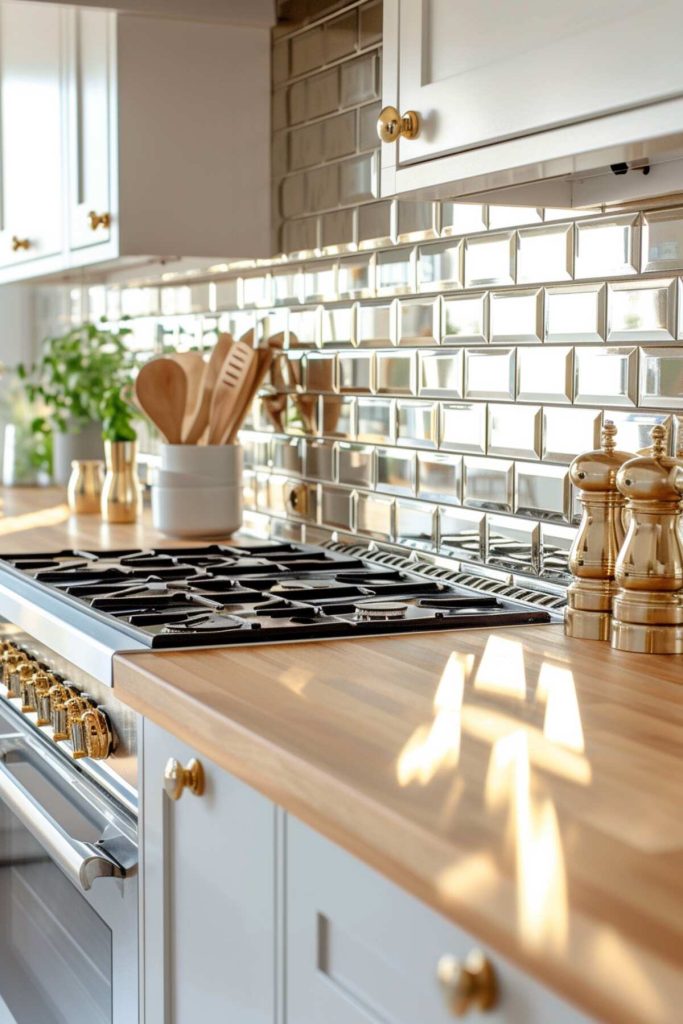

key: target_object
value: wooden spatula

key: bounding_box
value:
[183,333,233,444]
[135,357,187,444]
[226,347,276,443]
[208,341,257,445]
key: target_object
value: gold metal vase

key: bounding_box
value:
[67,459,104,514]
[101,441,142,524]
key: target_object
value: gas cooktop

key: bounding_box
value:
[0,541,551,649]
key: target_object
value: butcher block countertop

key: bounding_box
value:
[2,488,683,1023]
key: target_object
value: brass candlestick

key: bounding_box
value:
[565,421,634,640]
[611,424,683,654]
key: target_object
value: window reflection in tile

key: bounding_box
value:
[608,410,672,452]
[338,351,373,393]
[304,261,337,302]
[439,506,485,561]
[288,307,319,346]
[642,207,683,273]
[417,240,463,292]
[488,514,540,574]
[442,292,487,344]
[544,283,605,343]
[357,397,393,442]
[515,462,571,522]
[441,402,487,454]
[490,289,542,343]
[396,401,437,448]
[464,457,514,512]
[607,279,676,341]
[321,305,354,346]
[376,351,415,395]
[575,214,639,278]
[517,224,572,284]
[638,348,683,408]
[357,303,393,347]
[488,404,541,459]
[517,346,573,404]
[489,205,542,229]
[464,348,515,401]
[377,448,416,495]
[376,248,413,295]
[338,254,373,299]
[464,232,515,287]
[542,408,602,463]
[399,299,437,344]
[574,347,637,406]
[417,452,462,504]
[419,351,463,399]
[441,203,487,237]
[395,499,436,550]
[337,443,375,487]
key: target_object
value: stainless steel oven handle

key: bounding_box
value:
[0,756,131,891]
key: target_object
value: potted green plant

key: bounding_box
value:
[18,321,134,484]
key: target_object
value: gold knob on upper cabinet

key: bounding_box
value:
[437,950,498,1016]
[164,757,205,801]
[11,235,30,251]
[88,210,111,231]
[376,105,420,143]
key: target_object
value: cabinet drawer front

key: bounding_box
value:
[286,817,591,1024]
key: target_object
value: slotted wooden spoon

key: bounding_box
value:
[208,340,257,445]
[135,357,187,444]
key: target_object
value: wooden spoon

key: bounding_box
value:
[208,341,257,445]
[170,351,206,437]
[135,357,187,444]
[183,333,233,444]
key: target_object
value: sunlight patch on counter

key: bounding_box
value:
[536,661,585,753]
[0,504,70,537]
[474,635,527,700]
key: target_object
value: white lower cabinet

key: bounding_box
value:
[141,720,276,1024]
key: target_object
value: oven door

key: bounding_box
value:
[0,705,138,1024]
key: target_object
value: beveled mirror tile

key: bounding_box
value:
[544,283,605,342]
[464,457,514,512]
[575,214,639,278]
[464,348,515,401]
[441,402,487,454]
[286,394,319,436]
[515,462,571,522]
[321,305,355,346]
[241,274,272,308]
[288,307,319,346]
[304,261,337,302]
[337,443,375,488]
[638,347,683,408]
[304,352,336,392]
[271,437,303,476]
[488,404,541,459]
[417,452,462,504]
[290,25,323,76]
[396,401,437,449]
[357,492,393,540]
[321,484,354,531]
[303,439,335,482]
[357,302,394,347]
[305,67,339,120]
[399,299,437,345]
[242,469,257,509]
[517,224,573,284]
[323,111,357,162]
[376,248,414,295]
[338,254,373,299]
[376,351,416,395]
[417,240,463,292]
[517,346,573,404]
[642,207,683,273]
[487,514,540,574]
[321,395,355,437]
[419,350,463,399]
[542,407,601,463]
[608,410,671,453]
[260,308,288,342]
[358,202,392,249]
[464,232,515,287]
[490,289,543,343]
[357,396,393,442]
[377,448,416,495]
[339,153,376,206]
[289,121,323,171]
[607,279,676,341]
[340,52,378,107]
[255,472,271,511]
[339,351,373,393]
[439,506,485,561]
[488,206,543,229]
[540,523,575,579]
[442,292,488,344]
[441,203,487,237]
[396,201,438,243]
[324,9,358,62]
[395,499,436,551]
[321,209,356,253]
[359,100,382,152]
[574,347,637,406]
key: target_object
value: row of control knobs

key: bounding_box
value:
[0,640,114,758]
[566,420,683,654]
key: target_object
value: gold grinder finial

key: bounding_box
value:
[601,419,617,453]
[650,423,666,458]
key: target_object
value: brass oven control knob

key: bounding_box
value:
[70,705,113,761]
[49,684,80,740]
[377,105,420,143]
[5,652,30,698]
[29,670,58,724]
[164,757,205,801]
[19,662,42,712]
[437,950,498,1016]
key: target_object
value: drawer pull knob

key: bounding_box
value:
[164,757,205,801]
[377,105,420,144]
[11,235,30,251]
[437,950,498,1016]
[88,210,111,231]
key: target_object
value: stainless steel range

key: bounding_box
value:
[0,537,559,1024]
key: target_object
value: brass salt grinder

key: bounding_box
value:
[565,421,633,641]
[611,424,683,654]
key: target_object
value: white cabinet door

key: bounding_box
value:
[0,1,64,268]
[67,7,113,251]
[390,0,683,169]
[142,719,276,1024]
[286,817,592,1024]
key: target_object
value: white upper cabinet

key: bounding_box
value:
[0,1,271,282]
[380,0,683,208]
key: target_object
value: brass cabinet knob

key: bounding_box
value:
[88,210,111,231]
[437,950,498,1016]
[377,105,420,143]
[11,235,30,251]
[164,757,205,801]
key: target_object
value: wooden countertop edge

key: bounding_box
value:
[116,650,646,1024]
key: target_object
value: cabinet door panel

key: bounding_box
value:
[395,0,683,166]
[0,1,63,267]
[142,720,275,1024]
[68,8,112,250]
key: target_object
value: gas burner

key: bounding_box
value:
[354,600,409,621]
[160,613,249,634]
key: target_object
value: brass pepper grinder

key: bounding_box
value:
[565,421,633,640]
[611,424,683,654]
